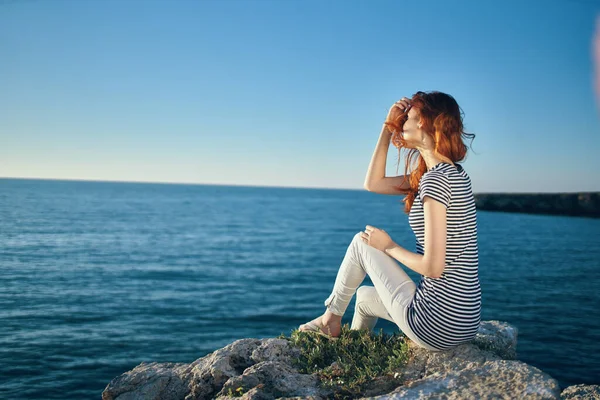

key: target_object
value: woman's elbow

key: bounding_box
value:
[428,262,445,279]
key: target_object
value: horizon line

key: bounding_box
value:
[1,176,598,195]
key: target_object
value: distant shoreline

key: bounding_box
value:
[474,193,600,218]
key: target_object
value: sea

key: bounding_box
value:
[1,178,599,399]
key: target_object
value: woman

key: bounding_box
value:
[299,91,481,351]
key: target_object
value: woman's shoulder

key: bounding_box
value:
[418,163,472,199]
[419,164,458,188]
[433,163,471,184]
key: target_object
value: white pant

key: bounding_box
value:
[324,232,440,351]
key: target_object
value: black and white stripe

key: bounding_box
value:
[406,162,481,350]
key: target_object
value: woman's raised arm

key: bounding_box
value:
[364,124,411,194]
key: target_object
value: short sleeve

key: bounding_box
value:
[419,171,451,208]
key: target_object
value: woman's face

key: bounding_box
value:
[401,107,425,148]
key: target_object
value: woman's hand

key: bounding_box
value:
[385,97,411,134]
[361,225,395,252]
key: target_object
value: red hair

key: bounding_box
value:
[384,91,476,214]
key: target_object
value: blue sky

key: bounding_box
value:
[1,0,599,193]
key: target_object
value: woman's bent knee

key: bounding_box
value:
[356,285,371,298]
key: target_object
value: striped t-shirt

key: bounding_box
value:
[406,161,481,350]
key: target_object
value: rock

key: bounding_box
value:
[100,362,191,400]
[215,361,321,399]
[375,360,561,400]
[472,320,518,360]
[101,320,591,400]
[396,320,514,384]
[102,338,329,400]
[560,384,600,399]
[103,338,265,400]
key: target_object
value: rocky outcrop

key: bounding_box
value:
[102,320,598,400]
[474,192,600,218]
[560,384,600,399]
